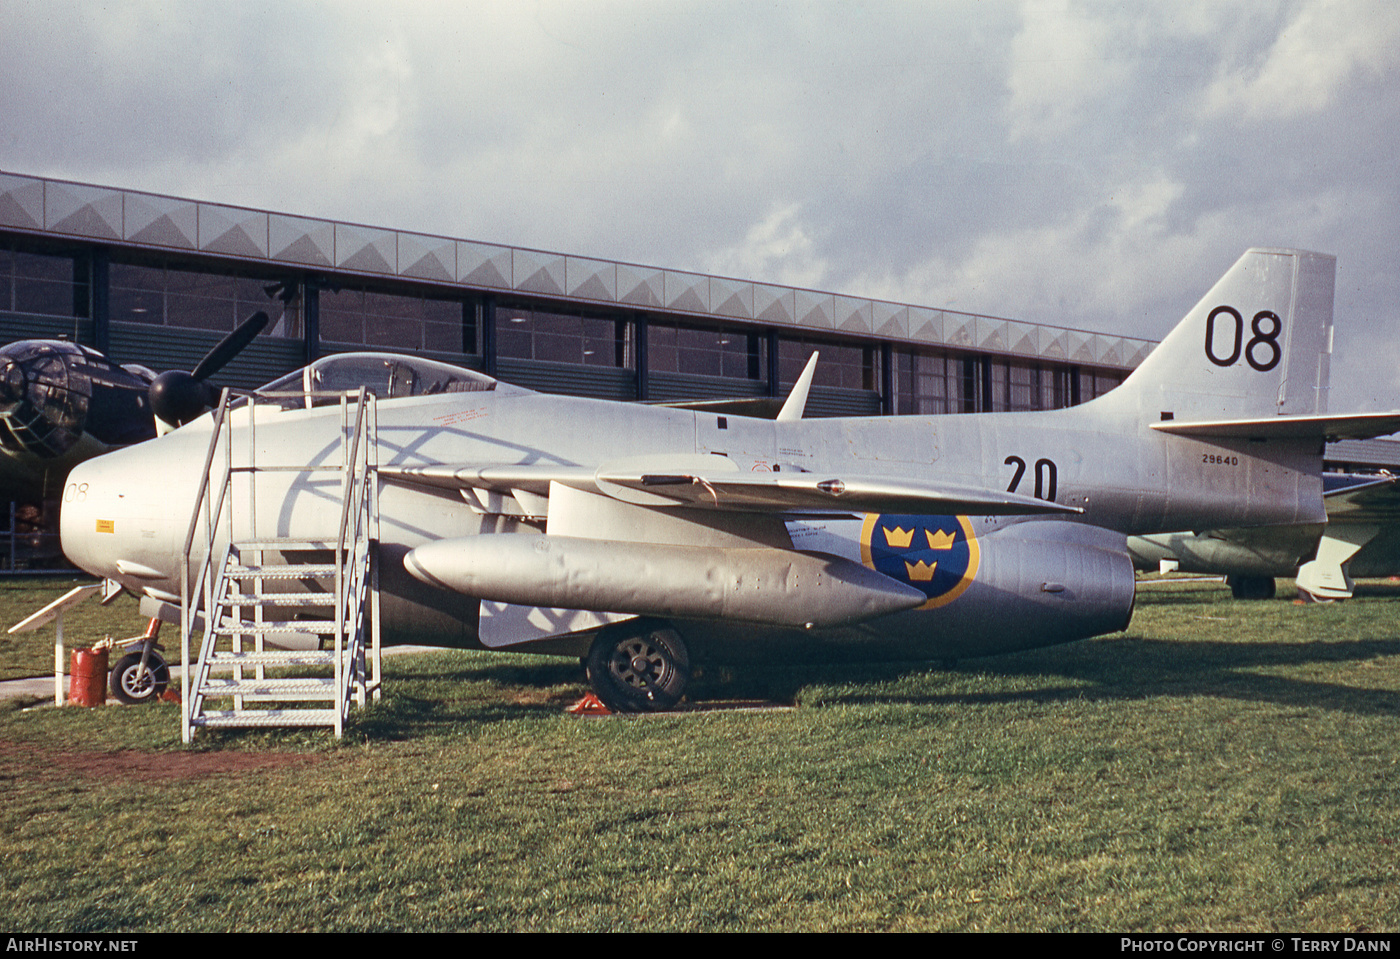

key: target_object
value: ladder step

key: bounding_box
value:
[200,677,338,698]
[215,621,341,635]
[234,539,339,550]
[225,564,339,579]
[207,650,339,666]
[193,709,342,728]
[220,592,338,606]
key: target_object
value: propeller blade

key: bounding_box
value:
[190,311,270,382]
[151,310,269,427]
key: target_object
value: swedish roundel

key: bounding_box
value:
[859,514,980,610]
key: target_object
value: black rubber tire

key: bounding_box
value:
[1227,575,1276,601]
[585,621,690,713]
[109,651,170,705]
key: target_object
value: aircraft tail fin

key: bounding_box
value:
[1102,248,1334,422]
[777,352,819,422]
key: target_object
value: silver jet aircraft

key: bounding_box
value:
[58,248,1400,711]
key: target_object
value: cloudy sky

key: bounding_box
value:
[3,0,1398,410]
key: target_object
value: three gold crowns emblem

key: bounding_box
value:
[881,525,959,582]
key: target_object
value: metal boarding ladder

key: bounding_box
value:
[179,387,380,742]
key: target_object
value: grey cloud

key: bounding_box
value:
[1,0,1397,411]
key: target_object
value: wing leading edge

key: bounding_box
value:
[380,460,1081,517]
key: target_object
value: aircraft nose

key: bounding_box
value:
[60,449,182,596]
[59,457,116,579]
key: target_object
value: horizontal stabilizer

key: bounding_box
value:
[1151,411,1400,442]
[1323,473,1400,521]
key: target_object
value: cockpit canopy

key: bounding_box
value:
[256,353,502,409]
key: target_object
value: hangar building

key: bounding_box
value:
[6,170,1397,569]
[0,170,1148,422]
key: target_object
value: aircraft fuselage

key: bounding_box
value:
[59,382,1321,662]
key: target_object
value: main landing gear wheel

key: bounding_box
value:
[1227,575,1276,600]
[585,621,690,713]
[109,651,170,705]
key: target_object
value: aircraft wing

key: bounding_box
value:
[382,460,1080,516]
[379,463,595,496]
[1152,411,1400,442]
[594,467,1080,514]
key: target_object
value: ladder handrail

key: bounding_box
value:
[181,391,234,743]
[331,388,376,731]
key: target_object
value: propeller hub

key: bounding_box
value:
[149,370,214,428]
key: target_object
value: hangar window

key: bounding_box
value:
[983,359,1081,413]
[320,287,471,355]
[109,260,301,338]
[647,323,761,379]
[988,360,1072,412]
[894,349,961,414]
[1042,367,1074,410]
[1006,362,1036,411]
[497,307,631,368]
[0,249,87,318]
[778,336,876,392]
[1079,369,1123,403]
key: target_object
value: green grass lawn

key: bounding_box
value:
[0,576,1396,932]
[0,576,145,681]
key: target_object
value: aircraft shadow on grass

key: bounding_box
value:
[333,619,1400,741]
[797,633,1400,720]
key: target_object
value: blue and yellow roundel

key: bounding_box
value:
[859,514,980,610]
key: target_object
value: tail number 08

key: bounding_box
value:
[1205,306,1281,372]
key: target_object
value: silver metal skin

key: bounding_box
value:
[1128,473,1400,601]
[57,249,1400,673]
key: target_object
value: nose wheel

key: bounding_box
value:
[585,621,690,713]
[109,650,170,705]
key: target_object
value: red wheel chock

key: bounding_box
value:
[567,692,611,715]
